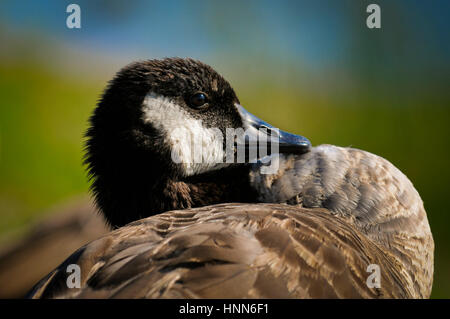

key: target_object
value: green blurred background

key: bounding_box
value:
[0,0,449,297]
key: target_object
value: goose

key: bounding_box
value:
[27,58,433,299]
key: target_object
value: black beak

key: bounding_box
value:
[235,104,311,158]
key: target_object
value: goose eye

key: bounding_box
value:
[189,92,208,109]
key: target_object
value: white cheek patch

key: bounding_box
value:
[141,92,227,176]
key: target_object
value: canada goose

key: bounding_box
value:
[27,58,433,298]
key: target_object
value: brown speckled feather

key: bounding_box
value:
[28,204,386,298]
[28,148,433,299]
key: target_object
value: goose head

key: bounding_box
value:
[85,58,311,227]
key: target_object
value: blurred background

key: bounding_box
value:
[0,0,449,298]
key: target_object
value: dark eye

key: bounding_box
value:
[189,92,208,109]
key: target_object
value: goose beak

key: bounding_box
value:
[236,104,311,156]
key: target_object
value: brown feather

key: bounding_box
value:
[28,196,432,299]
[28,146,434,299]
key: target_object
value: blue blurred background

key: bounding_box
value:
[0,0,449,297]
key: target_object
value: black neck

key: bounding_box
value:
[92,162,257,228]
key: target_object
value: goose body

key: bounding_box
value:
[28,59,433,298]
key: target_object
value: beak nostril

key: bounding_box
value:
[260,125,279,138]
[236,103,310,154]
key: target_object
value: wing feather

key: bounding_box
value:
[28,203,417,298]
